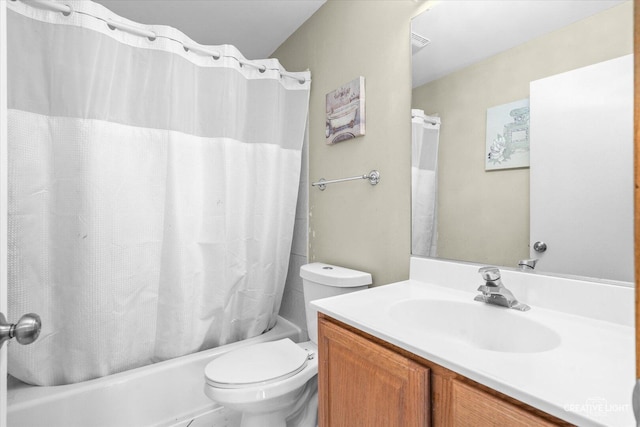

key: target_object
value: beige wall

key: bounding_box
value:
[412,2,633,267]
[273,1,427,285]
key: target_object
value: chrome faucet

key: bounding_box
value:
[518,258,538,270]
[474,266,530,311]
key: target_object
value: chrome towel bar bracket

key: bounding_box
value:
[312,170,380,191]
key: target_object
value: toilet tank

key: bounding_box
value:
[300,263,372,343]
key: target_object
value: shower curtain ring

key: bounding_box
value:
[61,3,73,16]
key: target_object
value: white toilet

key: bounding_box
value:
[204,262,372,427]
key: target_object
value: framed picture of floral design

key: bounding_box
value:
[325,76,365,145]
[485,98,530,170]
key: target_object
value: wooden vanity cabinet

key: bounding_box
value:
[318,314,572,427]
[318,314,430,426]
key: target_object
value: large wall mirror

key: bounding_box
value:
[411,0,634,284]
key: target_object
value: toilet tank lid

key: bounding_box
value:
[300,263,372,287]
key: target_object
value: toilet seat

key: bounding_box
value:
[205,338,310,389]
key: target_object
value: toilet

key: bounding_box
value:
[204,262,372,427]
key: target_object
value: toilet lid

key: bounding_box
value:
[205,338,310,389]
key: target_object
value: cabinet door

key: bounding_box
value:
[451,380,558,427]
[318,318,430,427]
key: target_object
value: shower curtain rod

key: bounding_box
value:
[15,0,308,84]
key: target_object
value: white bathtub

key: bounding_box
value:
[7,316,303,427]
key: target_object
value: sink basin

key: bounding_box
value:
[388,299,561,353]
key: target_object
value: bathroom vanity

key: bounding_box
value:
[312,257,635,426]
[318,314,566,426]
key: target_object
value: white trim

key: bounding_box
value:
[0,0,9,425]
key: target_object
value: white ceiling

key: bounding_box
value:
[93,0,326,60]
[89,1,627,82]
[412,0,627,88]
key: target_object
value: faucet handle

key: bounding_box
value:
[478,266,501,281]
[477,284,491,294]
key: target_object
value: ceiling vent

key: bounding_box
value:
[411,32,431,54]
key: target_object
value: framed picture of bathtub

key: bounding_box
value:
[485,98,530,170]
[325,76,365,144]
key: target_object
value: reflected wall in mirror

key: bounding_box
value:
[411,0,634,283]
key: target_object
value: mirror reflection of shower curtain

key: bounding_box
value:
[411,110,440,257]
[6,1,310,386]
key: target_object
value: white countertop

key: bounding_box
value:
[311,259,635,426]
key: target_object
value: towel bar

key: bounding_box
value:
[312,170,380,191]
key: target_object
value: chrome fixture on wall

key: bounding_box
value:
[312,170,380,191]
[532,241,547,253]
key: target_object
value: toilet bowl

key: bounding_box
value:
[204,339,318,427]
[203,262,371,427]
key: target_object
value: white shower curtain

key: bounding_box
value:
[6,0,310,386]
[411,109,440,257]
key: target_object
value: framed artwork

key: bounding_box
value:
[485,98,530,170]
[325,76,365,145]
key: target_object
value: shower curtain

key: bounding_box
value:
[6,0,310,386]
[411,109,440,257]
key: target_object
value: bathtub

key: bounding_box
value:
[327,103,358,133]
[7,316,303,427]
